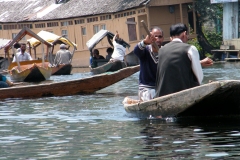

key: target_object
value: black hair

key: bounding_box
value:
[115,38,126,48]
[93,49,99,55]
[170,23,188,37]
[13,43,21,49]
[106,47,113,53]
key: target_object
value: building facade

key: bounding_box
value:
[0,0,195,67]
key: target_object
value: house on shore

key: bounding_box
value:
[0,0,195,67]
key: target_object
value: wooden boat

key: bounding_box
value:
[27,30,77,75]
[51,63,72,75]
[0,65,140,100]
[4,27,53,82]
[8,60,52,82]
[90,60,126,75]
[86,29,139,75]
[123,80,240,118]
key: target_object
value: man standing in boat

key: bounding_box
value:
[12,43,33,62]
[133,27,163,101]
[53,43,72,66]
[155,23,203,97]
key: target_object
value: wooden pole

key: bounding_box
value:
[41,42,45,68]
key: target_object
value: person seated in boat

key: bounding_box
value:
[155,23,204,97]
[0,74,14,88]
[106,47,113,61]
[91,49,105,68]
[110,31,126,62]
[53,43,72,66]
[12,43,33,62]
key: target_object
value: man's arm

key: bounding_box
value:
[188,46,203,85]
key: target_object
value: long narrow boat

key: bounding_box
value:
[0,65,140,100]
[123,80,240,118]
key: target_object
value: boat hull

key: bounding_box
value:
[90,61,126,75]
[123,80,240,118]
[51,64,72,75]
[0,65,140,99]
[8,60,52,82]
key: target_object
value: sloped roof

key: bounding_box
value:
[0,0,148,22]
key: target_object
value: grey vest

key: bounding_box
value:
[155,41,199,97]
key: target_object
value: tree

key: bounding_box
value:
[188,0,223,55]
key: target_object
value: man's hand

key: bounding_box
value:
[143,32,156,45]
[200,57,213,67]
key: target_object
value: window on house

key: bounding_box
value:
[35,23,46,28]
[127,18,137,41]
[12,33,17,39]
[75,19,85,24]
[62,30,68,38]
[82,27,86,35]
[101,24,106,30]
[93,25,99,34]
[0,25,2,30]
[61,21,73,26]
[18,24,33,29]
[47,22,59,27]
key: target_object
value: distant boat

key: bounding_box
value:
[123,80,240,118]
[86,29,139,75]
[27,30,77,75]
[3,27,53,82]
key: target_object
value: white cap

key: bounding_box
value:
[60,43,66,49]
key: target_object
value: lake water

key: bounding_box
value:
[1,62,240,159]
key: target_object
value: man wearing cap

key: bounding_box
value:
[155,23,203,97]
[53,43,72,66]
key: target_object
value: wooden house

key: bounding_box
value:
[0,0,195,67]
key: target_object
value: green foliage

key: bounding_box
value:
[204,30,223,48]
[193,0,223,25]
[188,38,202,53]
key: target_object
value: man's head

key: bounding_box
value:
[170,23,188,43]
[60,43,66,49]
[106,47,113,54]
[151,27,164,47]
[93,49,99,57]
[20,43,27,53]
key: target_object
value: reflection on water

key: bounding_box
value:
[1,63,240,159]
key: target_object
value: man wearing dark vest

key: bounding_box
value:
[155,23,203,97]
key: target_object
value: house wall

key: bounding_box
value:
[0,3,193,67]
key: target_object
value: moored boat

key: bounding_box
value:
[123,80,240,118]
[0,65,140,100]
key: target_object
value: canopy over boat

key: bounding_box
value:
[86,29,130,53]
[27,30,77,48]
[0,39,11,50]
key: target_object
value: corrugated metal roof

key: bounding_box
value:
[0,0,148,22]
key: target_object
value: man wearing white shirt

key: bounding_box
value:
[155,23,204,97]
[12,43,32,62]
